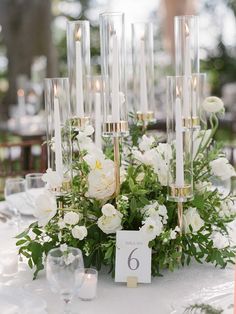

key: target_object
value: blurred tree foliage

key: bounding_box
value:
[201,0,236,96]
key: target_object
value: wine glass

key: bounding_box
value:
[4,178,26,228]
[25,173,46,207]
[46,247,84,314]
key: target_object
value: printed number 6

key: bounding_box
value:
[128,248,140,270]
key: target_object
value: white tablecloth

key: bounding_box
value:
[0,211,235,314]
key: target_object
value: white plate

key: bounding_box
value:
[171,282,234,314]
[0,285,47,314]
[3,192,35,216]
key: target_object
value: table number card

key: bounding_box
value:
[115,230,151,283]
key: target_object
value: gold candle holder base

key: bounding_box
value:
[182,116,200,129]
[136,111,155,123]
[70,116,90,130]
[170,185,192,198]
[103,121,129,137]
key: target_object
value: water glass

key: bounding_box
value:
[4,178,26,226]
[25,173,46,206]
[46,247,84,314]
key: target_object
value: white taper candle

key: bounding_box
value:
[54,88,63,176]
[75,30,84,117]
[175,89,184,187]
[111,34,120,122]
[140,40,148,114]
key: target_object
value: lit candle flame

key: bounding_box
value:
[193,76,197,90]
[185,23,190,36]
[54,85,58,97]
[17,89,24,97]
[176,85,180,98]
[75,28,81,41]
[95,79,100,92]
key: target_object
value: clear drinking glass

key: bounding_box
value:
[4,178,26,226]
[46,247,84,314]
[25,173,46,207]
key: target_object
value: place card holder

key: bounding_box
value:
[126,276,138,288]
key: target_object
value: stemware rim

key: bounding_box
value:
[5,177,25,183]
[25,172,44,178]
[47,246,83,259]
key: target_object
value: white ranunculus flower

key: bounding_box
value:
[211,232,229,249]
[97,211,123,234]
[87,168,115,200]
[210,157,236,181]
[34,190,57,226]
[202,96,224,113]
[101,203,116,216]
[64,212,80,225]
[140,217,163,241]
[139,135,155,152]
[183,207,204,233]
[42,168,63,189]
[71,225,88,240]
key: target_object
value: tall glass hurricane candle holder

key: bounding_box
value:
[44,78,72,194]
[191,73,207,129]
[99,12,129,138]
[86,75,103,150]
[175,15,199,128]
[166,76,193,203]
[67,20,91,129]
[131,22,155,125]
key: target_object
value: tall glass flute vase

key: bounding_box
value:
[131,22,155,125]
[175,15,199,77]
[100,12,129,138]
[44,78,72,186]
[191,73,207,129]
[67,20,91,128]
[175,15,199,125]
[166,76,193,203]
[86,75,103,150]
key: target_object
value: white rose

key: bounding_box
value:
[202,96,224,113]
[42,168,63,189]
[64,212,80,225]
[87,168,115,200]
[34,190,57,226]
[71,225,88,240]
[140,217,163,241]
[183,207,204,233]
[102,204,116,216]
[97,211,123,234]
[210,158,236,181]
[139,135,155,152]
[211,232,229,249]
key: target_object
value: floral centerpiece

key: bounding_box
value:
[16,97,236,279]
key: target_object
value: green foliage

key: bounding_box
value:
[184,303,224,314]
[16,112,236,279]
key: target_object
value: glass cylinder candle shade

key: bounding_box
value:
[67,21,91,123]
[191,73,207,128]
[131,22,155,124]
[86,75,103,150]
[166,76,193,202]
[99,12,129,137]
[44,78,72,186]
[175,15,199,76]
